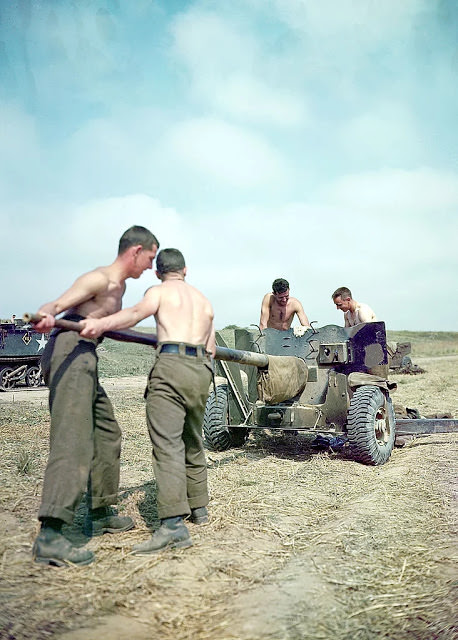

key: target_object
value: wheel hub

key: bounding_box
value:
[374,406,390,445]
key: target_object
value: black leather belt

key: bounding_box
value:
[159,343,200,357]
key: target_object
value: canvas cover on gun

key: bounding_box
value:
[257,355,308,404]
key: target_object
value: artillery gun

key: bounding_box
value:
[387,341,412,370]
[0,320,47,390]
[204,321,397,465]
[19,312,456,452]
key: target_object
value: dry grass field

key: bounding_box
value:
[0,329,457,640]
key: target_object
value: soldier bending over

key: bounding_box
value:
[32,225,159,566]
[332,286,377,327]
[81,248,216,554]
[260,278,310,333]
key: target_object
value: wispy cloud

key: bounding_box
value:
[170,9,307,127]
[165,117,290,187]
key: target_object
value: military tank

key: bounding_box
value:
[0,320,48,390]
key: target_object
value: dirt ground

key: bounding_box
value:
[0,355,457,640]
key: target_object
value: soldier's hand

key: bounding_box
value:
[293,325,309,337]
[80,318,104,339]
[34,313,55,334]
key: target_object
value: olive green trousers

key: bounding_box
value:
[145,347,213,520]
[38,331,121,524]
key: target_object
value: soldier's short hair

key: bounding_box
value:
[156,248,186,275]
[332,286,352,301]
[272,278,289,294]
[118,226,159,255]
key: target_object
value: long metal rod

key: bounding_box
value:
[23,313,269,367]
[395,419,458,435]
[23,313,159,347]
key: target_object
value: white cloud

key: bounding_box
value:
[2,192,457,331]
[213,74,307,127]
[171,11,257,81]
[325,168,458,216]
[1,195,186,318]
[339,103,425,167]
[68,194,181,256]
[64,117,143,193]
[171,9,307,127]
[0,103,42,198]
[66,194,188,307]
[59,107,175,198]
[165,117,290,187]
[270,0,428,47]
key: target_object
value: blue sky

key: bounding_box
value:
[1,0,457,331]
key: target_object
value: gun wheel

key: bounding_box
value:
[346,385,395,465]
[0,367,15,391]
[203,384,248,451]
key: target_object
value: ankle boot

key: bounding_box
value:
[132,518,192,555]
[189,506,209,524]
[33,527,94,567]
[84,506,135,537]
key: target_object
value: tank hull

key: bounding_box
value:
[0,322,49,390]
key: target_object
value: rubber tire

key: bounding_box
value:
[0,367,15,391]
[346,385,395,465]
[203,384,248,451]
[26,366,42,387]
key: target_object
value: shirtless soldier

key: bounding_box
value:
[259,278,310,332]
[331,286,377,327]
[81,248,216,554]
[32,225,159,566]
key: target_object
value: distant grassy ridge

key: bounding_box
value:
[385,330,458,358]
[98,330,156,378]
[97,326,458,378]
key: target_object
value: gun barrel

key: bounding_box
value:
[215,346,268,368]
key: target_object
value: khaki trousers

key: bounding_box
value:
[38,331,121,524]
[145,347,212,520]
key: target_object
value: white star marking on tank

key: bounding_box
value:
[36,335,48,351]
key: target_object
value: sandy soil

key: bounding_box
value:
[0,376,146,405]
[0,356,456,640]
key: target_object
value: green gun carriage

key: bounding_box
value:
[204,322,397,465]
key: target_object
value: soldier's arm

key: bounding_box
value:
[81,287,161,338]
[206,320,216,358]
[259,294,271,330]
[294,300,311,328]
[358,305,376,323]
[34,271,109,333]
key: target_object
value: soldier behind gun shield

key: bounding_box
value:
[259,278,311,336]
